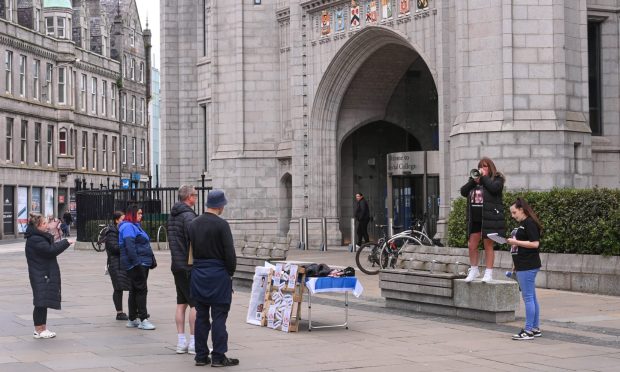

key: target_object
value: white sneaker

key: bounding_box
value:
[464,267,480,282]
[138,319,156,330]
[482,270,493,283]
[33,329,56,339]
[188,342,195,355]
[176,342,188,354]
[126,319,141,328]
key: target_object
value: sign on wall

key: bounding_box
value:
[17,187,28,233]
[3,186,14,234]
[387,152,425,176]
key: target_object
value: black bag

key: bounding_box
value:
[343,267,355,277]
[150,254,157,269]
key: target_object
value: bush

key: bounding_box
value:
[447,188,620,256]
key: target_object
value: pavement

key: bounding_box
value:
[0,240,619,371]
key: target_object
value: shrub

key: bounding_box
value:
[447,188,620,256]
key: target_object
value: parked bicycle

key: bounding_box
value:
[91,224,110,252]
[355,224,423,275]
[410,213,434,246]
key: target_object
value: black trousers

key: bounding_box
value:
[126,266,149,321]
[194,302,230,363]
[356,218,369,244]
[33,306,47,326]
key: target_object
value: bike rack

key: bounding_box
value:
[156,225,168,251]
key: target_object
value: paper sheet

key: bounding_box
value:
[487,233,507,244]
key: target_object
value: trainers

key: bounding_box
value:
[188,342,195,355]
[138,318,156,330]
[464,267,479,282]
[481,270,493,283]
[176,342,188,354]
[116,312,129,321]
[33,329,56,339]
[512,329,534,340]
[195,356,211,366]
[211,357,239,367]
[531,328,542,337]
[126,319,141,328]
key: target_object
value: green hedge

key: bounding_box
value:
[447,188,620,256]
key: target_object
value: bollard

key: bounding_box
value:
[298,217,304,250]
[388,217,394,238]
[320,217,327,251]
[349,217,356,252]
[302,217,309,250]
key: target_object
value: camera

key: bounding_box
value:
[470,169,481,178]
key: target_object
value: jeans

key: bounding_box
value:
[194,302,230,363]
[516,268,540,331]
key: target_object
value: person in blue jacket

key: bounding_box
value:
[118,204,157,330]
[25,212,73,339]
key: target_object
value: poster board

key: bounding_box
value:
[261,264,306,332]
[246,266,271,326]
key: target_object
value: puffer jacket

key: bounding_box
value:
[460,174,506,237]
[105,224,131,290]
[25,225,71,309]
[118,221,154,271]
[167,202,197,273]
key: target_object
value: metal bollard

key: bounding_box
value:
[303,217,309,250]
[349,217,356,252]
[388,217,394,238]
[298,217,305,250]
[320,217,327,251]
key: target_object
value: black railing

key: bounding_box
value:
[76,186,212,242]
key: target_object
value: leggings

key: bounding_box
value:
[33,306,47,326]
[113,290,123,312]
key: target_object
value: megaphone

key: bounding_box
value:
[470,169,481,178]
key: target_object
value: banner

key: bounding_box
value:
[17,187,28,233]
[45,188,54,217]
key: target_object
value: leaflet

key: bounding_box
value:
[487,233,507,244]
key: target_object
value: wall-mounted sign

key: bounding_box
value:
[387,152,425,176]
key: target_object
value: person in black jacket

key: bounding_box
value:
[167,185,198,354]
[62,210,73,237]
[25,212,73,339]
[105,211,131,321]
[355,193,370,245]
[460,157,505,282]
[188,189,239,367]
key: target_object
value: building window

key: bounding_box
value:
[34,123,41,164]
[46,17,54,36]
[101,80,107,116]
[81,131,88,169]
[34,9,41,32]
[111,136,117,171]
[59,129,67,155]
[130,58,135,80]
[130,95,136,123]
[92,134,98,171]
[20,120,27,163]
[140,139,145,166]
[19,55,26,97]
[111,84,117,118]
[57,17,65,39]
[47,125,53,166]
[139,62,144,82]
[130,22,135,46]
[33,59,40,100]
[588,20,602,136]
[121,135,127,165]
[80,74,87,111]
[102,135,107,171]
[131,137,136,165]
[140,98,145,125]
[5,117,13,162]
[91,77,97,114]
[58,67,66,104]
[5,50,12,94]
[45,63,53,103]
[121,93,126,121]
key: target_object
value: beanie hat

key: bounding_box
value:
[206,189,227,208]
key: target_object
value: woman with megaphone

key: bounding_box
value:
[460,157,506,282]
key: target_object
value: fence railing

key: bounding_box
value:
[76,186,212,243]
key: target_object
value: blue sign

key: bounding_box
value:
[121,179,130,189]
[131,172,141,181]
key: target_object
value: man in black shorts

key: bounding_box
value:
[167,185,198,354]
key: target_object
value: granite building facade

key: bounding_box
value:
[161,0,620,246]
[0,0,150,238]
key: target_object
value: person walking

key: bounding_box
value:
[105,211,131,321]
[355,193,370,245]
[62,210,73,237]
[507,197,543,340]
[119,205,157,330]
[25,213,73,339]
[188,189,239,367]
[460,157,505,282]
[167,185,198,354]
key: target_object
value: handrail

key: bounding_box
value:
[156,225,168,251]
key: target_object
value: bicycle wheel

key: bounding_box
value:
[412,231,434,246]
[91,227,107,252]
[355,242,383,275]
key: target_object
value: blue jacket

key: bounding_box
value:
[118,221,153,271]
[190,259,232,304]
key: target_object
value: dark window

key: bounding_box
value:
[588,21,602,136]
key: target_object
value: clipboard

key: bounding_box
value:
[487,233,507,244]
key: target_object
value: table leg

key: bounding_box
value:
[307,290,312,331]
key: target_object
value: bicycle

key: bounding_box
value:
[410,213,434,246]
[355,225,423,275]
[91,224,110,252]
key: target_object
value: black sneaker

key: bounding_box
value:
[116,312,128,321]
[512,329,534,340]
[195,357,211,366]
[531,328,542,337]
[211,357,239,367]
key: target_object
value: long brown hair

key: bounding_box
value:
[478,157,504,180]
[513,197,543,234]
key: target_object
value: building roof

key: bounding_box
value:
[43,0,72,9]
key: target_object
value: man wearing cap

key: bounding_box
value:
[188,189,239,367]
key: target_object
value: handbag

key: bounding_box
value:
[188,242,194,266]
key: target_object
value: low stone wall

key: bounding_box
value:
[414,246,620,296]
